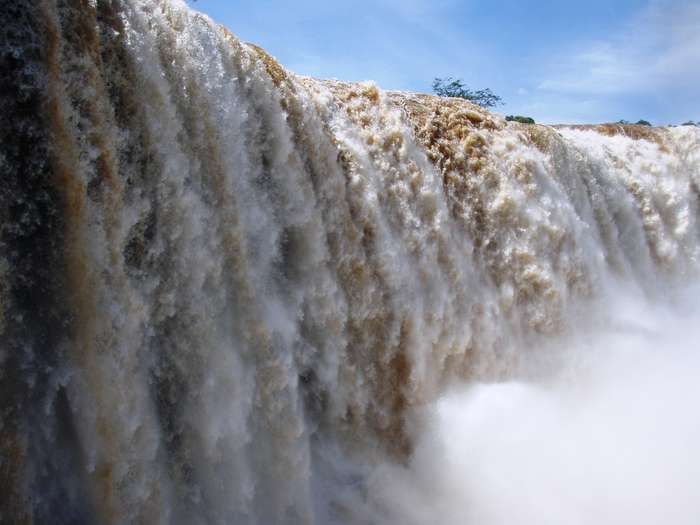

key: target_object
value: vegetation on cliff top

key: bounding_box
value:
[505,115,535,124]
[432,77,504,109]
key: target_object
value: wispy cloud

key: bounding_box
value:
[538,1,700,97]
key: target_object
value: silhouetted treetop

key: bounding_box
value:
[432,77,504,109]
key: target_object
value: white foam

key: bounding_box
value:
[370,290,700,524]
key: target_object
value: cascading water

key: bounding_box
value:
[2,0,700,524]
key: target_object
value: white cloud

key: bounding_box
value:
[538,1,700,97]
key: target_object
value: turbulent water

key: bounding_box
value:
[2,1,700,524]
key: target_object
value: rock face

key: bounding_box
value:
[1,1,700,523]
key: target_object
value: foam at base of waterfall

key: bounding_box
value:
[365,286,700,524]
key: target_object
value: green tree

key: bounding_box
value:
[505,115,535,124]
[432,77,504,109]
[616,119,652,126]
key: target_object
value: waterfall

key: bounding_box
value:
[2,0,699,523]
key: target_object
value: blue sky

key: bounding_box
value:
[184,0,700,125]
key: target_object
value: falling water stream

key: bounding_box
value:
[1,1,700,523]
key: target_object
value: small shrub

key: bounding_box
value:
[681,121,698,126]
[506,115,535,124]
[616,119,651,126]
